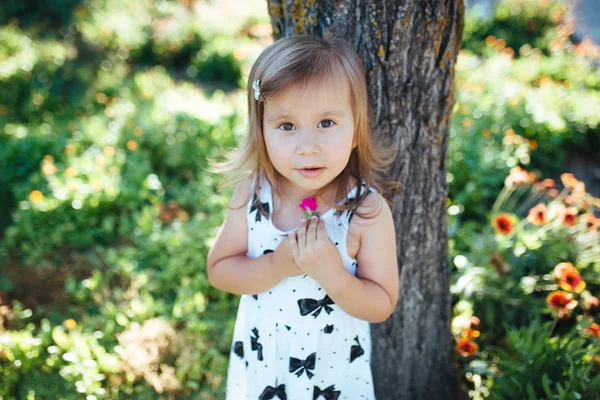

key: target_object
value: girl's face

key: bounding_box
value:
[262,75,356,199]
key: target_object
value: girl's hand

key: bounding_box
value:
[271,229,304,279]
[288,216,345,285]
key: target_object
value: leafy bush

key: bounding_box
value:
[2,0,599,398]
[462,0,571,58]
[451,167,600,399]
[487,317,600,399]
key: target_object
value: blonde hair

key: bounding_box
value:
[208,35,402,219]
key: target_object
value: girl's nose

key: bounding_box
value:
[296,141,320,155]
[296,131,320,155]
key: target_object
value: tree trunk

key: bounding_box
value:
[267,1,466,399]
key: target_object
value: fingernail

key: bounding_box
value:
[311,216,317,221]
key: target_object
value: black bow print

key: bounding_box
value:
[259,383,287,400]
[233,341,243,359]
[250,327,263,361]
[323,324,334,334]
[289,352,316,379]
[250,194,270,222]
[349,335,364,363]
[297,295,335,318]
[313,384,341,400]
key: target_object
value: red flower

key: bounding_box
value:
[553,262,586,293]
[586,323,600,337]
[581,213,599,232]
[560,207,578,226]
[456,338,479,357]
[299,197,318,219]
[527,203,548,225]
[546,290,578,317]
[493,213,515,235]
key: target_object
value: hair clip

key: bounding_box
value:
[252,79,262,101]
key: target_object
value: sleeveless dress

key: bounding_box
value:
[225,173,377,400]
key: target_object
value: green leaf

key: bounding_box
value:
[542,373,554,398]
[526,382,537,400]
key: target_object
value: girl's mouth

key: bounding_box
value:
[298,167,324,178]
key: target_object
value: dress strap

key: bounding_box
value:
[247,173,272,224]
[333,180,375,226]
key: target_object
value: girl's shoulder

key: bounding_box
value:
[229,174,256,210]
[206,175,255,273]
[351,188,387,229]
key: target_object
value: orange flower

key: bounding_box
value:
[586,323,600,337]
[103,146,115,157]
[504,166,536,187]
[65,167,77,177]
[65,143,76,154]
[485,35,497,47]
[456,338,479,357]
[64,319,77,329]
[583,297,599,314]
[581,213,599,232]
[572,181,586,196]
[553,262,586,293]
[540,178,555,190]
[546,290,578,317]
[29,190,44,202]
[560,207,578,226]
[41,163,57,175]
[550,204,578,226]
[527,203,548,225]
[462,328,481,340]
[127,140,138,151]
[493,213,515,235]
[560,173,581,189]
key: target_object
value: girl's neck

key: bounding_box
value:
[271,175,357,214]
[276,188,333,213]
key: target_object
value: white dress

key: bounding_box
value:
[225,173,377,400]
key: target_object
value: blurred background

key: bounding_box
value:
[0,0,598,398]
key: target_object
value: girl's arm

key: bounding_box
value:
[322,193,399,323]
[207,177,285,294]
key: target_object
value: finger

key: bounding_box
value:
[297,216,307,251]
[288,231,298,261]
[307,216,318,244]
[317,218,327,241]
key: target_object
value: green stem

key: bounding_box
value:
[548,315,560,337]
[492,186,515,214]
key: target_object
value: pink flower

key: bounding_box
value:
[299,197,318,219]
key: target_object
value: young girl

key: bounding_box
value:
[207,35,401,400]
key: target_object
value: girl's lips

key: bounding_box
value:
[298,167,324,178]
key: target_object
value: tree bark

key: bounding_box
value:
[267,0,466,399]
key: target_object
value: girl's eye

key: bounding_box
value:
[278,122,295,131]
[319,120,335,128]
